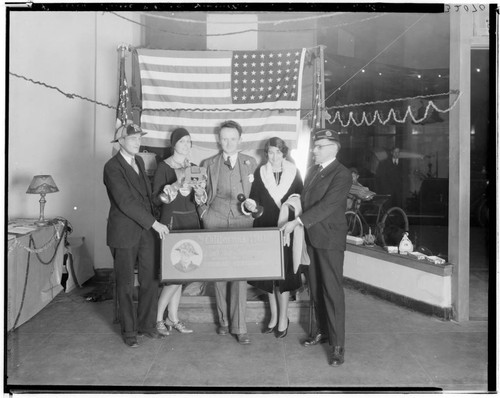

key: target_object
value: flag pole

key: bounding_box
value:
[319,45,326,129]
[116,44,132,130]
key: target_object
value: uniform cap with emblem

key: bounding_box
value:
[111,122,146,143]
[312,128,340,143]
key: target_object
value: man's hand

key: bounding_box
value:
[152,221,169,239]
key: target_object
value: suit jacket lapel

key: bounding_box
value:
[116,153,147,198]
[303,159,339,193]
[207,154,223,203]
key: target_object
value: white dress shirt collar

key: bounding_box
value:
[320,157,335,170]
[119,150,136,166]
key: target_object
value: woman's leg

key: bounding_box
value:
[277,290,290,332]
[166,284,182,323]
[156,284,181,323]
[267,289,278,328]
[165,285,194,333]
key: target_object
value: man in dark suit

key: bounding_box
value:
[281,129,352,366]
[104,122,170,348]
[376,146,404,208]
[199,120,257,345]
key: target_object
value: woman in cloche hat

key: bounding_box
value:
[152,127,207,334]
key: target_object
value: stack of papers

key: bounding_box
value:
[8,220,39,235]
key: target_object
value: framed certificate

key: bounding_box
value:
[161,228,284,283]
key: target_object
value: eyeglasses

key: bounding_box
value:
[312,144,336,150]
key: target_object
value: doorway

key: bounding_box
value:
[468,49,490,320]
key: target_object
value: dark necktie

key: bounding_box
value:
[224,157,233,170]
[131,158,139,174]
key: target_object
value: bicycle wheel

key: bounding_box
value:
[345,211,363,238]
[379,207,409,247]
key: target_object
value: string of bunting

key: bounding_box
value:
[131,11,348,25]
[326,91,462,128]
[108,11,387,37]
[10,71,460,127]
[9,72,116,110]
[9,71,311,113]
[328,91,459,109]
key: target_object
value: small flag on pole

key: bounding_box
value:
[116,45,131,130]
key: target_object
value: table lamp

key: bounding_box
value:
[26,175,59,226]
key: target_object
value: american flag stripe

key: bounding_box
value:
[140,72,231,84]
[136,48,305,150]
[142,111,298,127]
[142,100,300,111]
[143,86,231,98]
[142,115,296,138]
[142,112,296,136]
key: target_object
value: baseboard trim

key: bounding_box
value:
[343,277,453,320]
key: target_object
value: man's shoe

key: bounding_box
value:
[302,331,328,347]
[217,325,229,335]
[237,333,251,345]
[123,336,139,348]
[138,330,167,339]
[328,346,345,367]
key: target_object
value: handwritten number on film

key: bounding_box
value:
[444,4,487,12]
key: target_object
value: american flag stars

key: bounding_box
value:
[231,50,302,104]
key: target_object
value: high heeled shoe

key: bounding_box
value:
[262,324,276,334]
[275,319,289,339]
[164,318,193,334]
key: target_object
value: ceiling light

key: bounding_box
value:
[476,68,481,72]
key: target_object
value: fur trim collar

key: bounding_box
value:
[260,159,296,208]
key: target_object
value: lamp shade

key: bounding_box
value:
[26,175,59,194]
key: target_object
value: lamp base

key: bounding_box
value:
[35,220,49,227]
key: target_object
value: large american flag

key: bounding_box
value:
[135,48,306,150]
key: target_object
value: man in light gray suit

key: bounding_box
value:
[200,120,258,345]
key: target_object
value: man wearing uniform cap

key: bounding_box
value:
[281,128,352,367]
[104,122,170,348]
